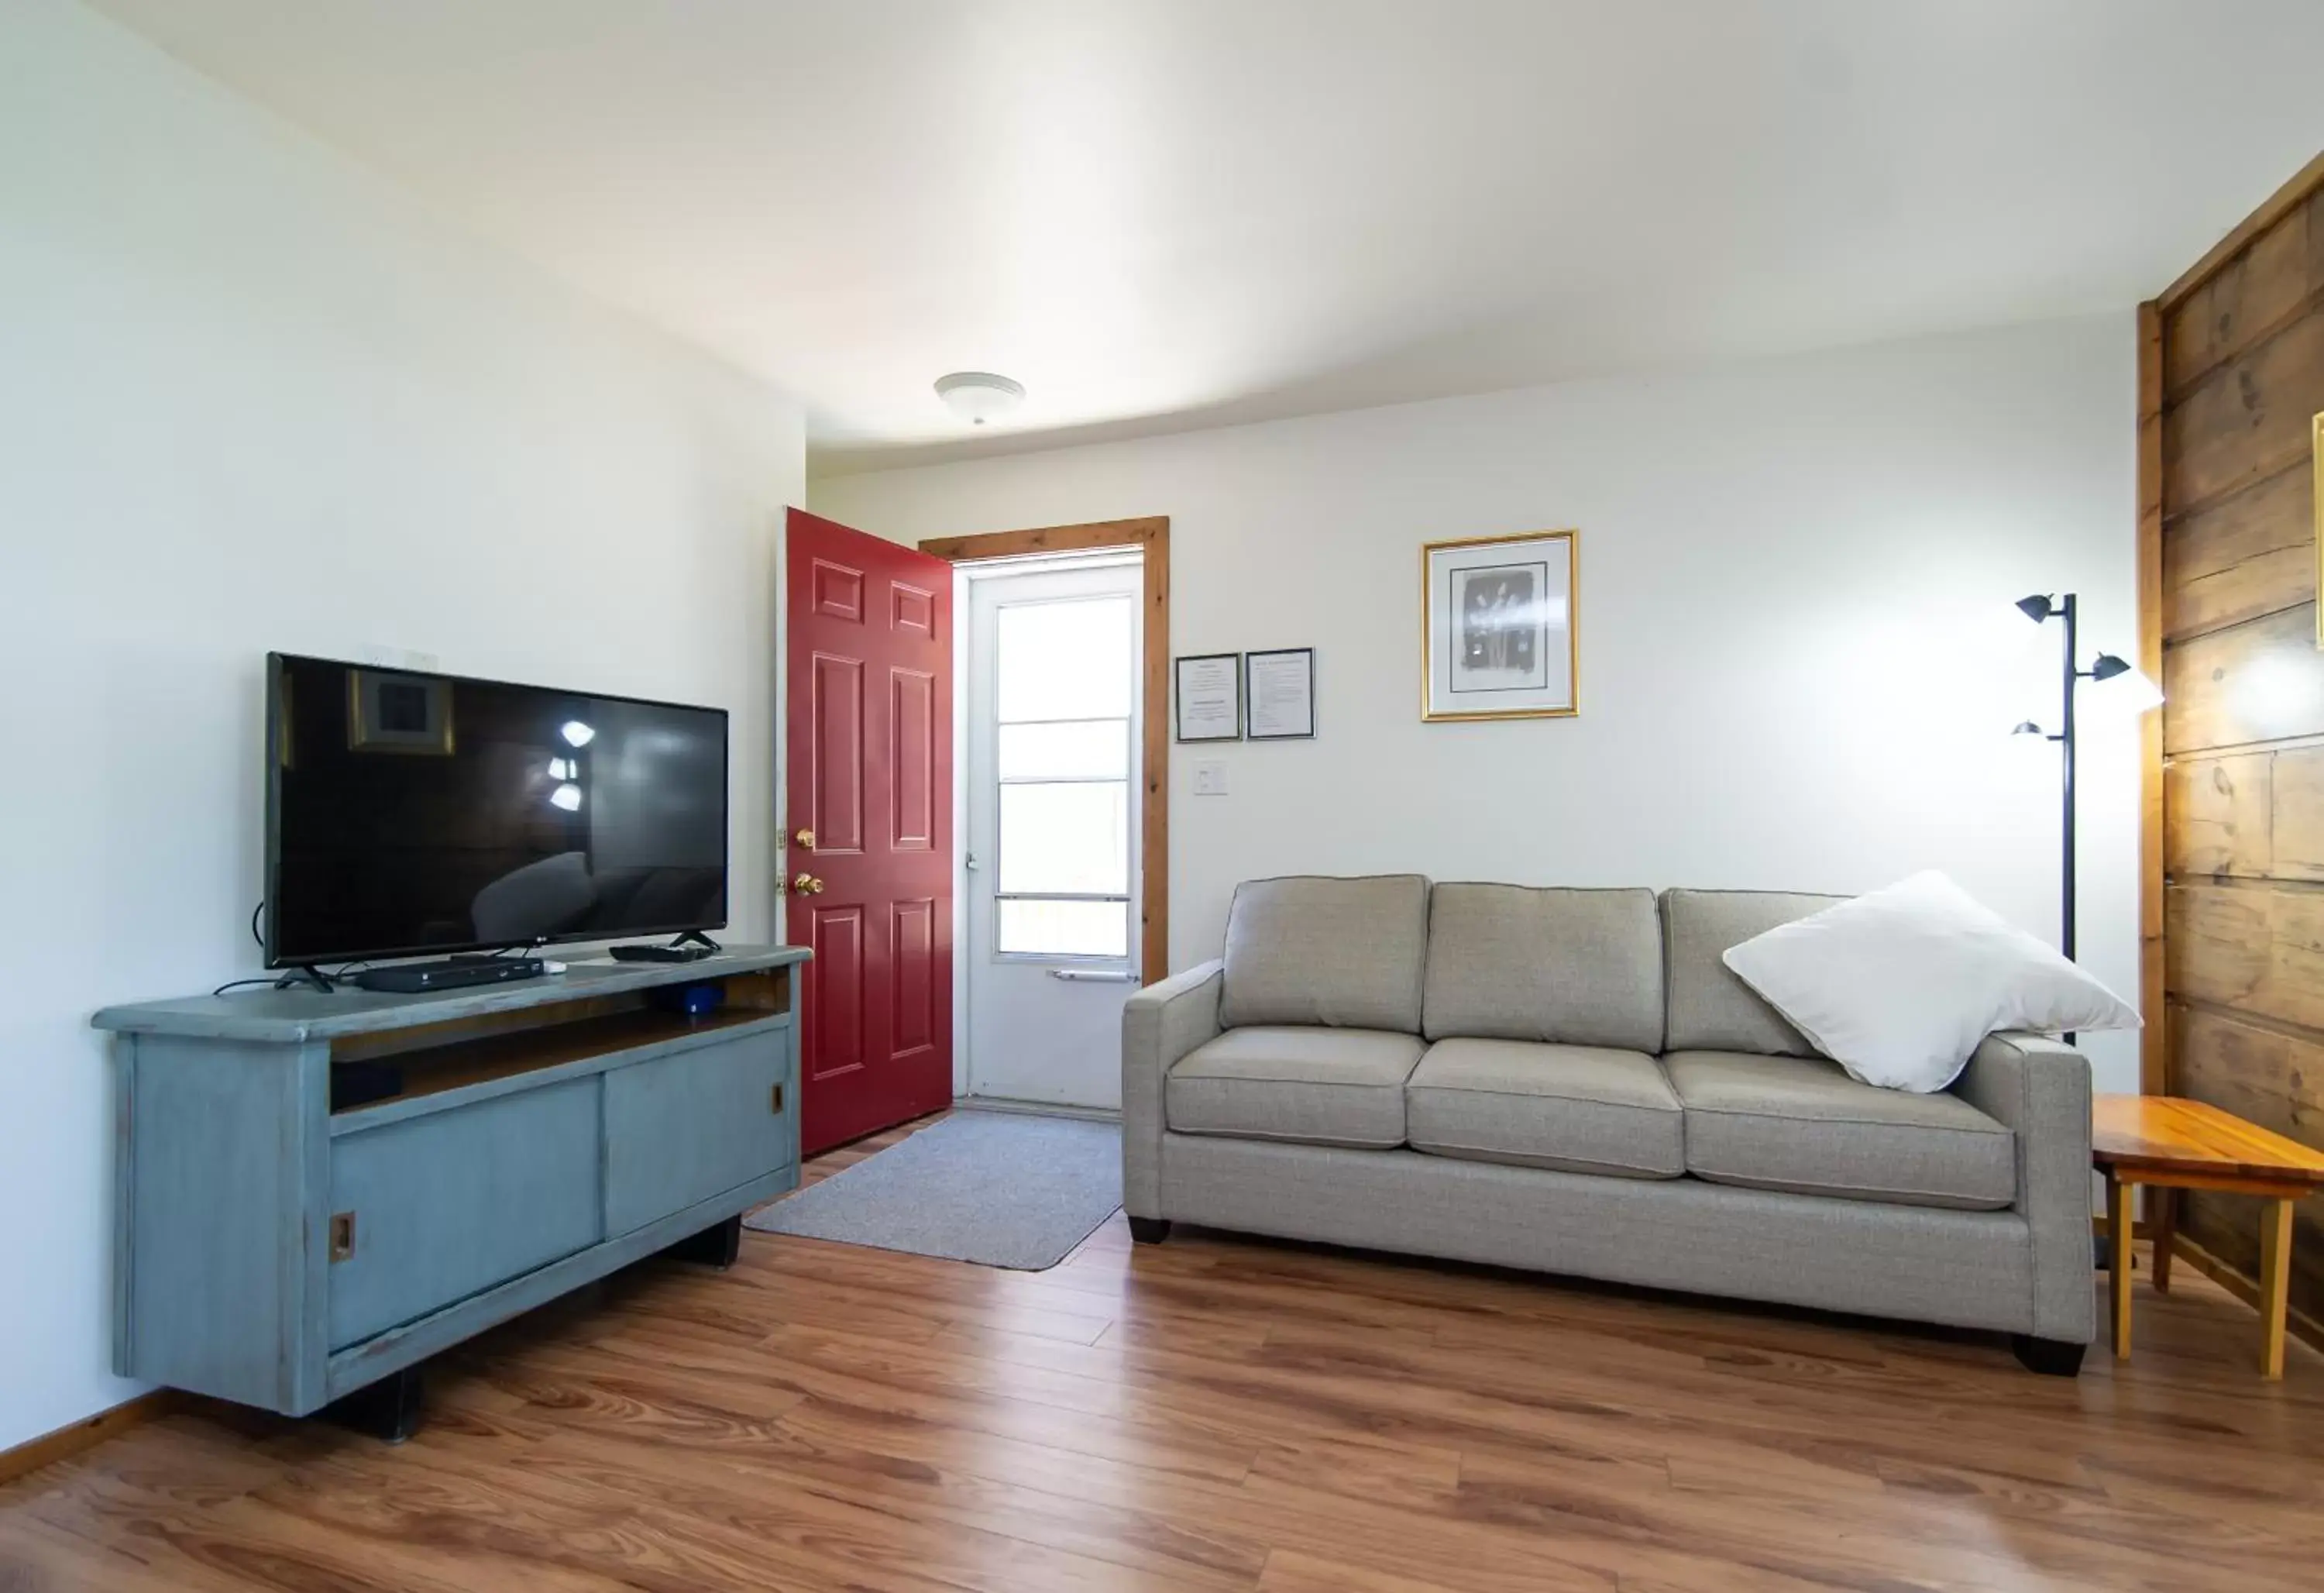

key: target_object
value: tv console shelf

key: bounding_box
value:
[94,946,810,1439]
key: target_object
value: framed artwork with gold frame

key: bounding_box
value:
[1421,529,1578,721]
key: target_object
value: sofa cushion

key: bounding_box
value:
[1167,1027,1424,1147]
[1661,889,1841,1056]
[1665,1050,2016,1210]
[1422,884,1663,1051]
[1407,1038,1683,1178]
[1219,875,1430,1034]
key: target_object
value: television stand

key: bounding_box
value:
[95,945,808,1439]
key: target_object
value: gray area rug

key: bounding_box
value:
[744,1111,1121,1270]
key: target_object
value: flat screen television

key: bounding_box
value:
[265,653,729,968]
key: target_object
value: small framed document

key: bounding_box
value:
[1244,648,1316,740]
[1174,653,1242,742]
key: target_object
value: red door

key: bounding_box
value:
[785,508,954,1154]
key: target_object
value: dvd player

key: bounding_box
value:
[352,957,547,994]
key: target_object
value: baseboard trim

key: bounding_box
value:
[0,1390,179,1488]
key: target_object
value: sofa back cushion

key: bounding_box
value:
[1219,874,1430,1033]
[1661,889,1842,1056]
[1422,884,1664,1050]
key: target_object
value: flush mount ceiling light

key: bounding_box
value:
[934,371,1024,426]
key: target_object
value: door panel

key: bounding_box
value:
[892,581,937,635]
[810,559,865,620]
[891,668,936,849]
[892,897,938,1057]
[802,901,865,1082]
[810,654,865,853]
[786,509,955,1153]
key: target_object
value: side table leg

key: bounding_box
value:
[2260,1198,2294,1381]
[2150,1187,2176,1294]
[2109,1172,2135,1361]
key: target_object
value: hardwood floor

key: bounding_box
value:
[5,1113,2321,1592]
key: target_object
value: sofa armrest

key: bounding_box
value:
[1121,959,1224,1218]
[1954,1030,2095,1343]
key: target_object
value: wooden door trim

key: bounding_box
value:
[920,517,1170,984]
[2136,299,2166,1095]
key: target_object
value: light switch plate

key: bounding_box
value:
[1193,761,1229,796]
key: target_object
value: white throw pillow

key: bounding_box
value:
[1719,871,2140,1092]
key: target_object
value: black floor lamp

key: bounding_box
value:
[2012,592,2160,1273]
[2009,593,2159,962]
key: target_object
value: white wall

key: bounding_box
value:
[0,0,803,1450]
[815,317,2144,1094]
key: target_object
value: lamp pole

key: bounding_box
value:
[2014,590,2144,962]
[2058,593,2078,962]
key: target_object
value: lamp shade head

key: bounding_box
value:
[2011,720,2046,737]
[2090,653,2131,682]
[2016,594,2056,624]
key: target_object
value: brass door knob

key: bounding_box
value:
[791,872,825,895]
[792,827,816,850]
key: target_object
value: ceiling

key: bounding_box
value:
[89,1,2324,475]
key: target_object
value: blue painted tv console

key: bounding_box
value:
[92,946,810,1436]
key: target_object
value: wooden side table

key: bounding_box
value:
[2092,1094,2324,1379]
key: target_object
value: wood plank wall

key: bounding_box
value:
[2155,153,2324,1327]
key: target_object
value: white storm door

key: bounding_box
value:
[964,559,1143,1109]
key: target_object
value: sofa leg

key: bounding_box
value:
[1127,1216,1172,1245]
[2011,1334,2087,1377]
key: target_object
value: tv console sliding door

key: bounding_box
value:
[95,947,810,1435]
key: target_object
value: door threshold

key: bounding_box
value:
[954,1096,1120,1124]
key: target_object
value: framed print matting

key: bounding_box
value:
[1422,530,1576,721]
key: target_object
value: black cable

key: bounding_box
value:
[219,906,273,994]
[211,976,281,996]
[211,959,367,998]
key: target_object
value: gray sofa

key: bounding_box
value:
[1121,875,2095,1373]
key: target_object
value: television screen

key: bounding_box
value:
[265,654,728,967]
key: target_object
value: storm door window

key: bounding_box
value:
[992,596,1133,958]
